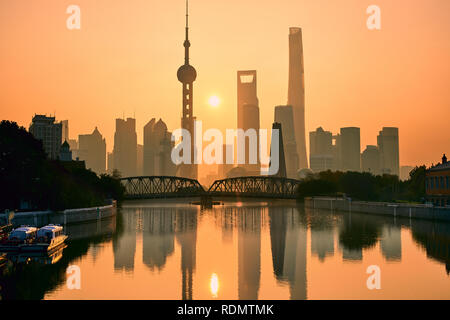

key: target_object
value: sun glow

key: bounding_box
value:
[208,95,221,107]
[210,273,219,298]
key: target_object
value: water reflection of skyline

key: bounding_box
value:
[113,202,450,300]
[1,201,449,300]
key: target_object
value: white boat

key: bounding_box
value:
[0,226,38,252]
[20,225,68,253]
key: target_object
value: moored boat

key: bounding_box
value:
[20,224,67,253]
[0,226,38,252]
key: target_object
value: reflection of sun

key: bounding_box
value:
[210,273,219,298]
[208,95,220,107]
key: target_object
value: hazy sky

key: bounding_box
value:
[1,0,449,167]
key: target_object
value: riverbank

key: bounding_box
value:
[0,202,117,227]
[305,197,450,222]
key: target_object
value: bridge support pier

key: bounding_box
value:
[200,195,213,209]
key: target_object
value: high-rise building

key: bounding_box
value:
[400,166,414,181]
[270,122,287,178]
[107,152,114,174]
[378,127,399,176]
[237,70,260,175]
[78,127,107,174]
[144,118,176,177]
[176,1,198,180]
[274,106,298,178]
[361,145,381,175]
[309,127,334,173]
[68,139,78,160]
[61,120,69,143]
[137,144,143,176]
[29,114,62,160]
[59,141,72,162]
[219,144,234,179]
[113,118,137,177]
[340,127,361,172]
[288,27,308,170]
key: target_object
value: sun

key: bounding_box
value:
[208,95,221,108]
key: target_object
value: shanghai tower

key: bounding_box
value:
[288,27,308,170]
[177,0,198,179]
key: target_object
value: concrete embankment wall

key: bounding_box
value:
[2,204,116,227]
[305,197,450,222]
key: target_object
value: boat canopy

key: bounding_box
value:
[37,225,64,239]
[8,227,38,241]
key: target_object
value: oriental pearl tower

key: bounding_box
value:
[177,0,198,180]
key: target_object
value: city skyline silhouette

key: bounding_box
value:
[1,0,449,169]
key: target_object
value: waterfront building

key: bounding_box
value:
[309,127,334,173]
[339,127,361,172]
[425,154,450,206]
[274,105,298,178]
[378,127,399,176]
[29,114,62,160]
[113,118,137,177]
[78,127,107,174]
[288,27,308,170]
[361,145,381,175]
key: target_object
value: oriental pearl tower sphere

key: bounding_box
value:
[177,0,198,179]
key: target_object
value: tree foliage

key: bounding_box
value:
[0,121,124,211]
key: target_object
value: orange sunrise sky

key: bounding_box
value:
[0,0,449,167]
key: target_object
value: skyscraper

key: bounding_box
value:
[378,127,399,176]
[177,0,198,180]
[361,145,381,175]
[270,122,287,178]
[29,114,62,160]
[309,127,334,173]
[274,106,298,178]
[113,118,137,177]
[288,27,308,170]
[78,127,107,174]
[61,120,69,143]
[144,118,176,176]
[237,70,260,175]
[340,127,361,172]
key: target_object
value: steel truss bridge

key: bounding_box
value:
[120,176,301,200]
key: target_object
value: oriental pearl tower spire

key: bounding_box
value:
[177,0,198,179]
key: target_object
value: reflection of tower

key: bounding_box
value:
[175,208,198,300]
[237,208,261,299]
[237,70,260,175]
[177,0,198,179]
[270,122,287,177]
[380,225,402,261]
[269,207,307,300]
[288,27,308,170]
[142,208,176,271]
[113,210,137,272]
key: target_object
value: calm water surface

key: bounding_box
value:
[1,200,449,300]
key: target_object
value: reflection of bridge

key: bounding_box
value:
[120,176,301,200]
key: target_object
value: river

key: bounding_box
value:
[0,199,449,300]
